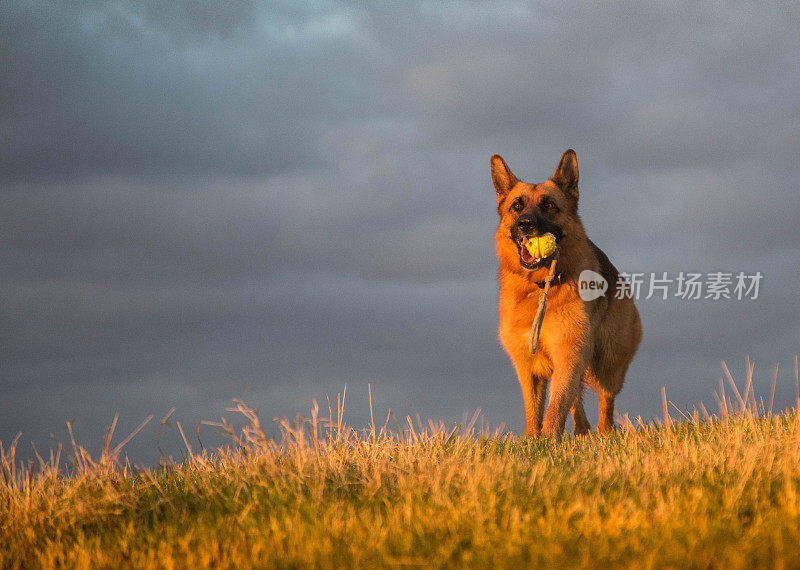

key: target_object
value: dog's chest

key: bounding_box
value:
[499,292,543,348]
[498,286,575,361]
[499,306,555,378]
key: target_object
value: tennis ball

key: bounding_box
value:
[524,233,557,259]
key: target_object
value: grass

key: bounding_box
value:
[3,360,800,569]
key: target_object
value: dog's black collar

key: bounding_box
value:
[534,273,563,289]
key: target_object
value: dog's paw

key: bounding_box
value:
[539,422,564,440]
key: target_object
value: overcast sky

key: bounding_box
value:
[2,1,799,464]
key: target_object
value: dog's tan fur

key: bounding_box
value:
[492,150,642,437]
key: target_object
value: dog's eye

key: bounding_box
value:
[510,199,524,212]
[540,199,557,212]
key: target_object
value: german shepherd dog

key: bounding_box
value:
[491,150,641,438]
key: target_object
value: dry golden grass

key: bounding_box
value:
[2,359,800,568]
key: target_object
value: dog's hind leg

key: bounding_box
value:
[596,363,631,433]
[597,389,616,433]
[571,390,591,436]
[529,376,548,436]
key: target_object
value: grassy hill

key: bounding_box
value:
[3,396,800,568]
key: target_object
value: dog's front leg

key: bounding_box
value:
[541,355,589,438]
[513,361,548,437]
[540,323,592,439]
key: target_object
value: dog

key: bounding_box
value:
[491,149,641,438]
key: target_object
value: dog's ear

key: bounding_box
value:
[490,154,518,203]
[552,149,579,201]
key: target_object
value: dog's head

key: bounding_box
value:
[491,149,582,273]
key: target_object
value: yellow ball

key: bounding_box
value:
[524,233,557,259]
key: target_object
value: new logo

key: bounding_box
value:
[578,270,608,301]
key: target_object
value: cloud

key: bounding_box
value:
[0,1,403,181]
[2,1,799,461]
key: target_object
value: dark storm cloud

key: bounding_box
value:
[2,1,799,462]
[398,2,800,171]
[1,1,413,181]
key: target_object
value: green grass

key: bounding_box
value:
[3,398,800,568]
